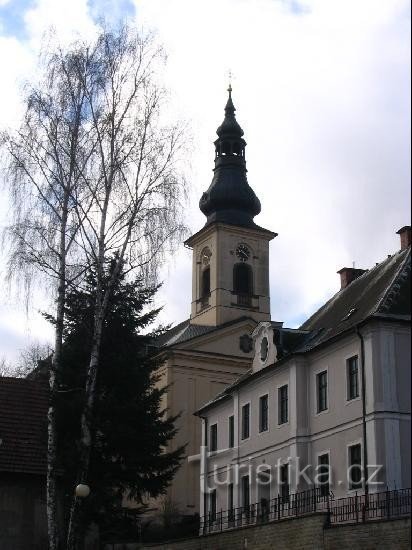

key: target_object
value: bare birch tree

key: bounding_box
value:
[3,23,187,550]
[1,42,96,550]
[64,27,187,549]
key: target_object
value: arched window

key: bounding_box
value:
[233,142,240,156]
[201,266,210,298]
[233,263,253,296]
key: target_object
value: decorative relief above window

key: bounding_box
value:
[251,322,278,373]
[239,334,253,353]
[201,247,212,266]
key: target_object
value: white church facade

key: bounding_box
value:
[196,232,411,521]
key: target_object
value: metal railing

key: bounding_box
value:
[329,488,411,524]
[200,488,329,534]
[237,293,252,307]
[200,488,411,535]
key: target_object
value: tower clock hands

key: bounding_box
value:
[236,244,250,262]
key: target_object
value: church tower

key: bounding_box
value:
[185,86,277,326]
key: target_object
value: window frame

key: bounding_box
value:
[233,262,253,296]
[241,475,250,510]
[228,415,235,449]
[347,441,363,491]
[279,463,290,499]
[227,482,234,522]
[278,384,289,425]
[316,450,331,497]
[259,393,269,433]
[209,423,218,452]
[315,368,329,414]
[346,355,360,401]
[209,489,217,521]
[241,402,251,441]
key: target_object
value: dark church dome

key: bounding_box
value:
[199,86,261,228]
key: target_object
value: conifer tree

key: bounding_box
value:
[56,258,184,541]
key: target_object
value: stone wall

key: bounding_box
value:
[136,515,411,550]
[140,513,327,550]
[324,517,411,550]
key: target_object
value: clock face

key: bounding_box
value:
[236,244,250,262]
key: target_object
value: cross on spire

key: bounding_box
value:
[227,69,233,95]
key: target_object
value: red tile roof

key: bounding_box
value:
[0,377,48,475]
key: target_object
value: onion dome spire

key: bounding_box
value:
[199,86,261,228]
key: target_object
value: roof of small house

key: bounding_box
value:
[0,377,48,475]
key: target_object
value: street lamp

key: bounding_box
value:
[75,483,90,498]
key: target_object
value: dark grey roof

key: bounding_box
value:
[199,88,263,230]
[154,319,215,348]
[297,246,411,351]
[154,316,257,350]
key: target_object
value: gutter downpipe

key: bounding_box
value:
[199,414,208,533]
[356,325,369,499]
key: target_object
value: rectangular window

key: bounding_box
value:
[280,464,289,499]
[347,356,359,400]
[241,403,250,440]
[228,415,235,448]
[259,394,269,432]
[242,475,250,510]
[317,371,328,413]
[278,385,288,424]
[228,483,234,522]
[318,453,330,497]
[349,443,362,490]
[209,489,217,521]
[210,423,217,452]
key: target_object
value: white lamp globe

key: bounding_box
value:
[75,483,90,498]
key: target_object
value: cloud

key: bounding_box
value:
[136,0,411,326]
[0,0,410,355]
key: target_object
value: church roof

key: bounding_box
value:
[154,316,256,350]
[198,87,262,230]
[196,245,411,414]
[154,319,215,348]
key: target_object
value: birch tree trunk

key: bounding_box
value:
[2,41,93,549]
[65,26,187,548]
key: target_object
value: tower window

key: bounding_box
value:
[222,141,230,155]
[233,263,253,296]
[201,267,210,298]
[233,142,240,155]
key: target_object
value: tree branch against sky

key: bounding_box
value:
[1,38,98,549]
[1,1,409,361]
[1,22,187,549]
[62,25,187,548]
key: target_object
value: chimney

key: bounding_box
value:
[337,267,367,290]
[396,226,411,251]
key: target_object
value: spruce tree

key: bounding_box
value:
[56,258,184,541]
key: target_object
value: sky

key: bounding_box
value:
[0,0,410,364]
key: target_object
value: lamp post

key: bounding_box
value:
[75,483,90,498]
